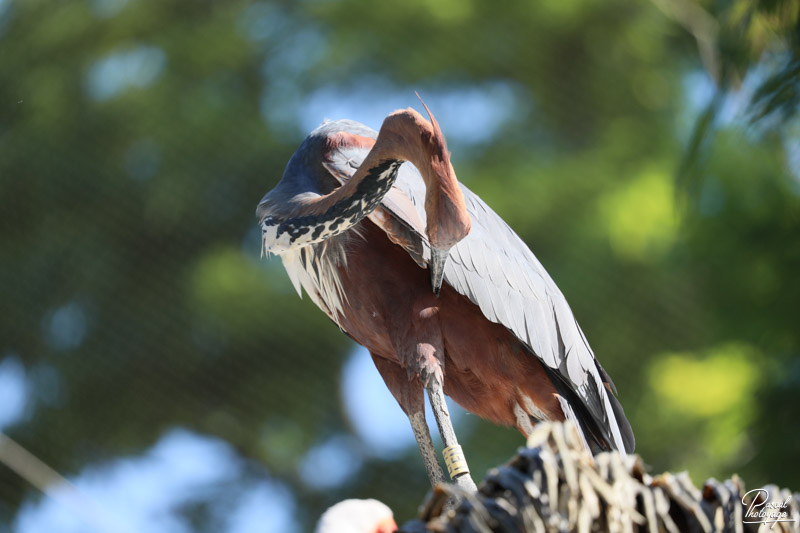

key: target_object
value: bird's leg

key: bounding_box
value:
[369,353,446,487]
[425,380,478,492]
[407,410,446,487]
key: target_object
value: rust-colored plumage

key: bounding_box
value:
[258,104,634,490]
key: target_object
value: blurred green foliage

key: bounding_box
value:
[0,0,798,530]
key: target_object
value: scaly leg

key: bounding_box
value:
[407,410,446,487]
[370,353,446,488]
[426,380,477,492]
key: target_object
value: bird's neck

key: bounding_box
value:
[261,159,401,255]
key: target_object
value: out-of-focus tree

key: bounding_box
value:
[0,0,797,531]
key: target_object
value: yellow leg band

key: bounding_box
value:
[442,445,469,479]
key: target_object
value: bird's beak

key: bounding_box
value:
[430,247,449,297]
[375,517,397,533]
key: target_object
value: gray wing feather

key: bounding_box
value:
[490,285,512,331]
[322,131,631,452]
[504,288,527,344]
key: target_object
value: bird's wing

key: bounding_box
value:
[323,137,634,453]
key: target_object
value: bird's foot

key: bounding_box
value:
[433,477,478,515]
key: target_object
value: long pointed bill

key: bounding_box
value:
[430,247,449,297]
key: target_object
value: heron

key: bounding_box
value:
[257,102,634,491]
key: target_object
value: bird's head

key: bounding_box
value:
[256,120,376,257]
[314,498,397,533]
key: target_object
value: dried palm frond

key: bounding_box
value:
[400,423,799,533]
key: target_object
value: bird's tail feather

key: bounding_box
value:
[595,362,635,453]
[555,395,593,454]
[545,366,635,454]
